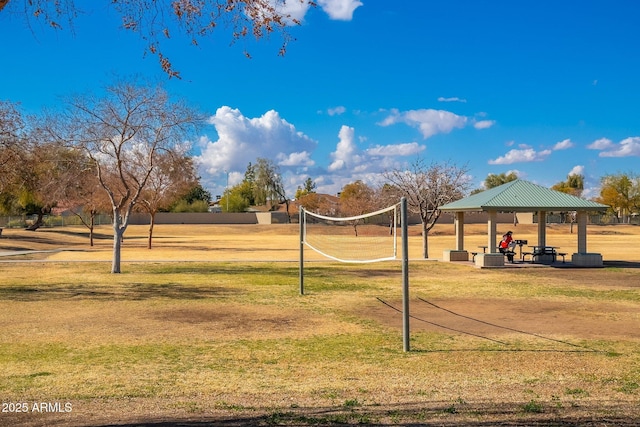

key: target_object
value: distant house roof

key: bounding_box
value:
[439,180,609,213]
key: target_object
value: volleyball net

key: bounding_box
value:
[300,203,399,263]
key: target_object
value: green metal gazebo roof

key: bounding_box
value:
[440,180,609,213]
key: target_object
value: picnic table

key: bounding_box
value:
[473,244,519,262]
[523,246,567,263]
[513,239,528,260]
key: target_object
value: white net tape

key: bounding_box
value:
[302,204,399,263]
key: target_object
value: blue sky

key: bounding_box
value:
[2,1,640,199]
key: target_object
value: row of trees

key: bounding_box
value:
[1,81,210,273]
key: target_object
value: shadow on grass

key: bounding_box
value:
[0,233,69,247]
[0,283,242,302]
[0,264,303,301]
[547,260,640,269]
[603,260,640,269]
[87,401,640,426]
[51,228,113,241]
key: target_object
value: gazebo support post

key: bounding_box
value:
[537,210,547,247]
[577,211,587,253]
[572,211,603,267]
[474,210,504,267]
[455,212,464,250]
[443,211,469,262]
[488,210,497,253]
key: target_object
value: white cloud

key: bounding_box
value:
[196,107,438,196]
[227,171,244,187]
[553,138,574,150]
[263,1,312,24]
[473,120,495,130]
[266,0,361,24]
[438,96,467,103]
[318,0,363,20]
[379,108,468,139]
[568,165,584,176]
[365,142,425,157]
[277,151,315,167]
[587,137,614,150]
[590,136,640,157]
[488,147,552,165]
[322,125,417,194]
[328,125,362,171]
[327,106,346,116]
[582,185,600,199]
[196,106,317,176]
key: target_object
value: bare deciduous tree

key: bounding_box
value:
[14,140,76,230]
[0,100,26,201]
[138,152,199,249]
[60,154,110,246]
[384,158,470,258]
[62,79,201,273]
[2,107,84,230]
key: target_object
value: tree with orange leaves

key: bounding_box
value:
[0,0,316,78]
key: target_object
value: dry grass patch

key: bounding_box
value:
[0,225,639,425]
[2,222,640,263]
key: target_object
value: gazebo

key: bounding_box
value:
[438,180,609,267]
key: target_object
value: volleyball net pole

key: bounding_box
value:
[401,196,410,352]
[299,206,305,296]
[299,197,411,351]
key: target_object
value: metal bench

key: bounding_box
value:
[500,250,516,263]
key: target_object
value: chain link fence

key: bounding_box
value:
[0,214,113,229]
[537,212,640,225]
[1,212,638,229]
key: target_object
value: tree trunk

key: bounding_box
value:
[148,213,156,249]
[89,213,95,247]
[26,212,45,231]
[112,214,124,274]
[422,220,429,259]
[284,199,291,223]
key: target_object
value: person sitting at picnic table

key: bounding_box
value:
[499,231,516,262]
